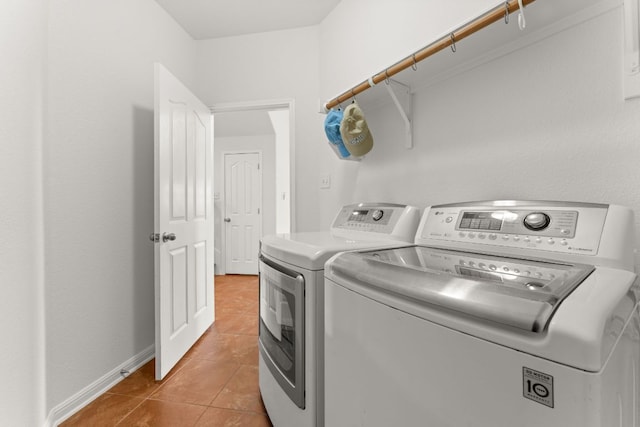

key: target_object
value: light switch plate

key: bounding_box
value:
[320,175,331,189]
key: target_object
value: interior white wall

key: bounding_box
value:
[320,1,640,270]
[315,0,507,228]
[45,0,197,413]
[214,135,276,273]
[0,1,47,425]
[269,109,292,234]
[319,0,502,99]
[195,27,333,231]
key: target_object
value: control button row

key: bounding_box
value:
[458,232,569,246]
[345,223,385,231]
[459,260,557,279]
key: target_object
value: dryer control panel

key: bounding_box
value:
[331,203,421,241]
[415,200,635,271]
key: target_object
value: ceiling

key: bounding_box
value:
[154,0,342,40]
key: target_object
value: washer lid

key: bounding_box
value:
[328,246,594,332]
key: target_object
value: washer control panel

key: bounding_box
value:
[456,209,577,239]
[417,201,609,256]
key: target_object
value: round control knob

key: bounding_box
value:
[523,212,551,231]
[371,209,384,221]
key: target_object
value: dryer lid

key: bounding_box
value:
[327,246,595,332]
[260,232,412,270]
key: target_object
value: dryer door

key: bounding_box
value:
[258,255,305,409]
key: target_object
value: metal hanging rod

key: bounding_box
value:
[324,0,536,111]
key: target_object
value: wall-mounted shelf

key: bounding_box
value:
[323,0,620,152]
[324,0,537,112]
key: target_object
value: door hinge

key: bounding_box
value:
[258,208,261,214]
[257,163,260,170]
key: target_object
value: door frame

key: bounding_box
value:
[210,98,296,233]
[222,150,263,275]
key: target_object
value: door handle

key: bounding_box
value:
[162,232,176,242]
[224,218,231,222]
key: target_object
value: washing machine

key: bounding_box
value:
[258,202,421,427]
[324,200,639,427]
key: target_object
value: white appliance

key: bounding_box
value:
[324,200,639,427]
[258,203,421,427]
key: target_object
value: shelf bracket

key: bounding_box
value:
[384,79,413,149]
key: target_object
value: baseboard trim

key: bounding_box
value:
[45,345,155,427]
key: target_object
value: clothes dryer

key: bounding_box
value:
[259,203,420,427]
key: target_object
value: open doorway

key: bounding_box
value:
[211,100,294,275]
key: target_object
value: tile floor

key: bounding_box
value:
[61,275,273,427]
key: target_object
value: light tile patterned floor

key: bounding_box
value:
[61,275,272,427]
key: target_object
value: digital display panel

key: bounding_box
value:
[459,211,503,231]
[350,209,369,222]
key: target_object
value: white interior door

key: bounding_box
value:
[224,152,262,275]
[154,63,214,380]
